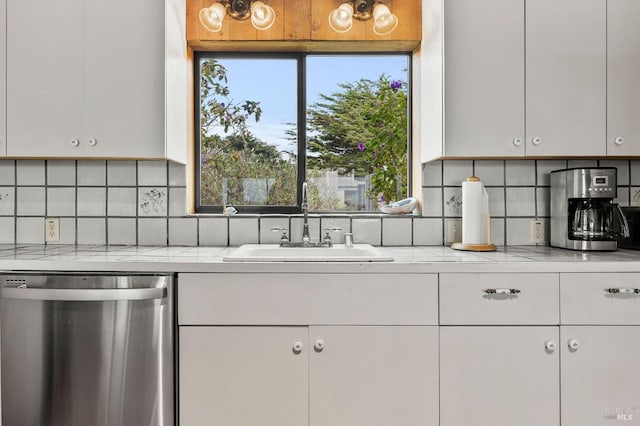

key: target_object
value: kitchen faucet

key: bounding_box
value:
[271,181,343,247]
[301,181,310,243]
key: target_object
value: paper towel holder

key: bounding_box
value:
[451,176,497,252]
[451,214,497,251]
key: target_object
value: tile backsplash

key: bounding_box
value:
[0,159,635,246]
[422,159,633,246]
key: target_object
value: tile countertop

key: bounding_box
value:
[0,244,639,274]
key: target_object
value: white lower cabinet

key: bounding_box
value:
[309,326,438,426]
[439,273,561,426]
[179,326,309,426]
[178,271,640,426]
[440,326,560,426]
[179,325,438,426]
[560,273,640,425]
[561,326,640,426]
[177,273,439,426]
[441,325,640,426]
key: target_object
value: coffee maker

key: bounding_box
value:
[550,168,629,251]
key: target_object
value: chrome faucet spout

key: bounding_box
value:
[301,181,310,243]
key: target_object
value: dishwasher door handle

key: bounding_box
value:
[0,287,166,301]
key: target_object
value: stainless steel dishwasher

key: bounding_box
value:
[0,272,174,426]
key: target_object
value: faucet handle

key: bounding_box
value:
[270,227,290,246]
[323,227,342,246]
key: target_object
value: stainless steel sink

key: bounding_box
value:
[223,244,393,262]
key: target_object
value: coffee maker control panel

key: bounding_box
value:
[573,168,617,199]
[588,175,615,195]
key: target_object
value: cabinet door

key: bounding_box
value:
[84,0,165,158]
[526,0,606,156]
[443,0,525,157]
[561,326,640,426]
[440,326,560,426]
[0,0,5,156]
[607,0,640,156]
[309,326,438,426]
[6,0,85,157]
[179,326,308,426]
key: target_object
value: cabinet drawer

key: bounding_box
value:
[561,273,640,324]
[178,273,438,325]
[440,273,559,325]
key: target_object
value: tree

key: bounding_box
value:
[199,58,408,210]
[306,75,408,204]
[199,59,296,207]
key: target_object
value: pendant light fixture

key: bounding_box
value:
[328,0,398,36]
[199,0,276,33]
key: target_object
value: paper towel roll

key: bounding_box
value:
[462,177,489,245]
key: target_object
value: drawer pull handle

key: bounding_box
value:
[606,288,640,294]
[314,339,325,352]
[483,288,521,295]
[292,341,303,354]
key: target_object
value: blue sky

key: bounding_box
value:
[213,55,409,151]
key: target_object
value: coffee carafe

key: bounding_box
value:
[551,168,630,251]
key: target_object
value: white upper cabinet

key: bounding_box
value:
[442,0,525,158]
[6,0,186,161]
[0,0,6,156]
[82,0,165,158]
[525,0,606,156]
[7,0,84,158]
[420,0,607,160]
[607,0,640,156]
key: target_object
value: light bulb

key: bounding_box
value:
[251,1,276,31]
[328,3,354,33]
[199,3,227,33]
[372,4,398,35]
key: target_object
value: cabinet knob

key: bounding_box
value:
[531,137,542,146]
[568,339,580,351]
[513,137,523,147]
[292,341,303,354]
[88,138,98,147]
[544,340,557,352]
[614,137,625,145]
[314,339,325,352]
[70,139,80,147]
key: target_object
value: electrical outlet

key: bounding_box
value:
[45,218,60,242]
[530,220,545,244]
[446,219,462,244]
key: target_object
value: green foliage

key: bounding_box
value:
[307,80,376,174]
[363,76,408,204]
[199,59,296,207]
[307,75,408,204]
[199,58,408,210]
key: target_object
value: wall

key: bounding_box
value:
[0,159,635,246]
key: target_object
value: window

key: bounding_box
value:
[195,53,411,213]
